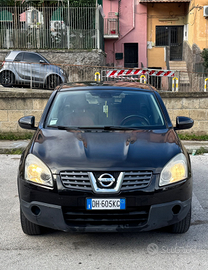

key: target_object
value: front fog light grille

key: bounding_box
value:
[62,208,149,226]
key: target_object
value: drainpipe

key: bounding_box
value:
[118,0,135,41]
[96,6,100,49]
[113,0,135,66]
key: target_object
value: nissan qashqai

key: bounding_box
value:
[17,81,194,235]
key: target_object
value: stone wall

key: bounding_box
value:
[162,92,208,135]
[183,41,193,74]
[0,91,49,133]
[0,90,208,135]
[183,41,204,73]
[0,49,106,66]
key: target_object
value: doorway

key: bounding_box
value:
[170,26,183,60]
[124,43,138,68]
[156,26,183,60]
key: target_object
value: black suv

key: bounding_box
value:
[17,81,194,235]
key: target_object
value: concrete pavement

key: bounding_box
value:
[0,139,208,154]
[1,154,208,270]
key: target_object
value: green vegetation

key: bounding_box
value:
[2,149,23,155]
[1,0,96,7]
[201,48,208,71]
[0,133,208,155]
[195,147,207,155]
[0,133,33,141]
[0,133,208,141]
[178,134,208,141]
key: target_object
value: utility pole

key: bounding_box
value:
[67,0,70,49]
[14,0,17,48]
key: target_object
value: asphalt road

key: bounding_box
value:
[0,155,208,270]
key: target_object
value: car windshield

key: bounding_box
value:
[46,89,166,129]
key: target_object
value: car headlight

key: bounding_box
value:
[25,154,53,187]
[159,153,188,187]
[60,69,67,78]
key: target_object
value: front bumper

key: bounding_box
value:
[20,198,192,233]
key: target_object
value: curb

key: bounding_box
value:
[0,140,208,155]
[0,140,29,154]
[0,148,26,154]
[182,140,208,154]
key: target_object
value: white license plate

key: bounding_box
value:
[86,198,126,210]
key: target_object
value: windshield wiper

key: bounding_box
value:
[77,126,141,130]
[47,125,142,131]
[103,126,141,130]
[47,125,79,130]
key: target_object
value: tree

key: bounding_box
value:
[201,48,208,71]
[1,1,96,7]
[0,0,17,6]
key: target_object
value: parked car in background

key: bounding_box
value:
[0,51,67,89]
[17,81,194,235]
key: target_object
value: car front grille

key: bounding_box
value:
[62,208,149,226]
[121,171,152,191]
[60,170,152,191]
[60,171,92,191]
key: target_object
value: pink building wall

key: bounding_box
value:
[103,0,147,68]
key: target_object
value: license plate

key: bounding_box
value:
[86,198,126,210]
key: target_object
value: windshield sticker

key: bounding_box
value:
[103,101,108,117]
[50,119,58,125]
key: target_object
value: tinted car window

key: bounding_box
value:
[46,90,165,129]
[14,52,23,62]
[23,52,44,63]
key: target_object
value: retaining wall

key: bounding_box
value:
[0,49,106,66]
[0,90,208,135]
[0,50,106,83]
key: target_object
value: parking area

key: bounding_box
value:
[0,154,208,269]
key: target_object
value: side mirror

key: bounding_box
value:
[39,59,46,64]
[18,116,37,130]
[174,116,194,130]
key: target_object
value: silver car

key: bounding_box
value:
[0,51,67,89]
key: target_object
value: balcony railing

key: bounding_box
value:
[104,17,119,38]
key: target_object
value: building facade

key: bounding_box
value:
[103,0,208,73]
[184,0,208,73]
[141,0,208,72]
[141,0,190,69]
[103,0,148,68]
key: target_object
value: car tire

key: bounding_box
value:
[46,74,61,90]
[20,207,43,235]
[0,71,15,87]
[168,207,191,234]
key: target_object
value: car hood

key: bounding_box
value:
[32,128,182,174]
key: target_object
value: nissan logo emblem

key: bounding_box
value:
[98,173,115,188]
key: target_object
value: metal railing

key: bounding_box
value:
[0,6,103,50]
[1,61,208,92]
[104,17,119,37]
[100,67,208,92]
